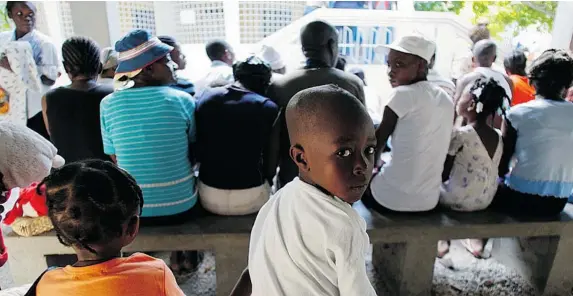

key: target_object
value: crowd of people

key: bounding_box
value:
[1,1,573,295]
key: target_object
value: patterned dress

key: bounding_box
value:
[440,126,503,211]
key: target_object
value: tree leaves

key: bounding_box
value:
[414,1,557,38]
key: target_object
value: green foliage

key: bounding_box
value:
[414,1,557,37]
[0,6,11,31]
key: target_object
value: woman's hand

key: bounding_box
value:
[0,56,12,72]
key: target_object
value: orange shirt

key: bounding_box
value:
[510,75,535,107]
[37,253,185,296]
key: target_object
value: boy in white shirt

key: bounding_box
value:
[364,35,454,212]
[248,84,377,296]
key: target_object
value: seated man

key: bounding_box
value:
[364,35,454,212]
[267,20,365,189]
[194,39,235,96]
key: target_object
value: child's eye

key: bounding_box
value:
[365,146,376,155]
[337,149,352,157]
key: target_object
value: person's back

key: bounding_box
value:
[371,81,453,211]
[45,85,113,163]
[269,67,365,187]
[509,74,535,106]
[196,85,278,190]
[508,99,573,183]
[38,253,182,296]
[100,86,196,217]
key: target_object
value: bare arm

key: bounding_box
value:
[229,268,252,296]
[109,155,117,164]
[498,118,517,178]
[0,57,11,72]
[41,96,50,136]
[374,106,398,167]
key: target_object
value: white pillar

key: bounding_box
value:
[40,2,63,46]
[105,2,122,46]
[153,1,177,37]
[550,1,573,50]
[69,1,113,48]
[398,0,415,13]
[223,1,241,46]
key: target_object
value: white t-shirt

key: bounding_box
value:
[248,178,375,296]
[370,81,454,212]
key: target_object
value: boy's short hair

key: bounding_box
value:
[286,84,367,146]
[205,40,231,62]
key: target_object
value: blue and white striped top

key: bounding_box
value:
[100,86,197,217]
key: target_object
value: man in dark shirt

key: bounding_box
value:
[267,20,366,188]
[159,35,195,96]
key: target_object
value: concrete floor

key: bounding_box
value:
[0,241,535,296]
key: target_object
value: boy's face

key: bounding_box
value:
[386,50,423,88]
[297,115,376,204]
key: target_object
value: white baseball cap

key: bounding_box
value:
[375,35,436,64]
[259,45,285,71]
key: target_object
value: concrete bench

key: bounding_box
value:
[357,202,573,296]
[5,202,573,296]
[3,213,256,296]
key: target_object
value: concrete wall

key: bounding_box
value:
[69,2,112,48]
[550,1,573,50]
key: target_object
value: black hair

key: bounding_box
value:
[528,49,573,99]
[469,77,509,120]
[233,56,272,96]
[6,1,26,13]
[62,36,102,78]
[473,39,497,67]
[38,160,143,254]
[158,35,177,48]
[205,39,231,62]
[504,50,527,76]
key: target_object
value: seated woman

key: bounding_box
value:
[493,49,573,217]
[42,37,113,163]
[100,30,199,274]
[195,56,279,215]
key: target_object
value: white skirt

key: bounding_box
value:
[198,181,270,216]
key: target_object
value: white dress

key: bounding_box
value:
[440,125,503,211]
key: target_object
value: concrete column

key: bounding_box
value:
[69,1,113,48]
[550,1,573,50]
[223,1,241,46]
[397,0,415,13]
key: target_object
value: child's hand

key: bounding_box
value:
[0,56,11,72]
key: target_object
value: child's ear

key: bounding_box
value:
[290,144,309,172]
[124,215,140,245]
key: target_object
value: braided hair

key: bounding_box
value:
[62,36,102,78]
[528,49,573,99]
[38,160,143,254]
[468,77,510,120]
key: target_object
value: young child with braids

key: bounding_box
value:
[437,77,509,258]
[35,160,184,295]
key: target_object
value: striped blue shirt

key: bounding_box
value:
[100,86,197,217]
